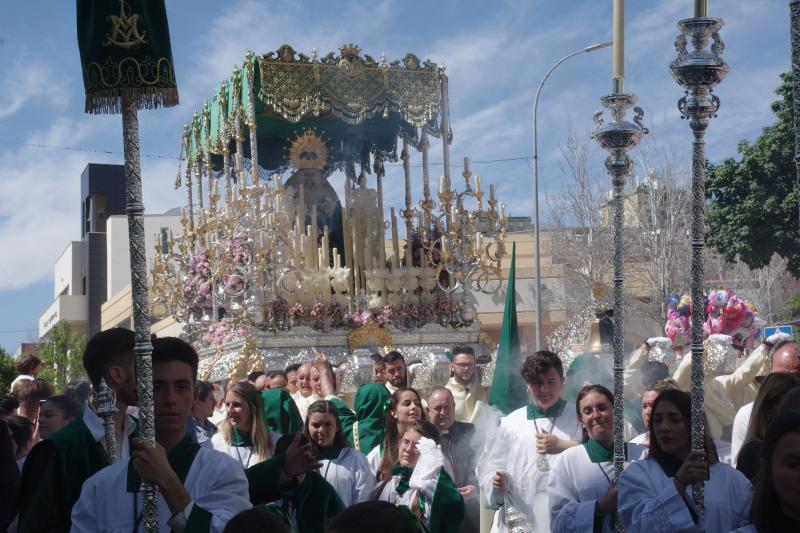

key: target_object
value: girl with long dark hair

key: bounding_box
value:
[303,399,374,506]
[548,385,645,532]
[731,411,800,532]
[618,389,752,532]
[367,387,426,480]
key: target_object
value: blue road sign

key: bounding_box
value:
[764,325,794,338]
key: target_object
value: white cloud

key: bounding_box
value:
[0,48,68,119]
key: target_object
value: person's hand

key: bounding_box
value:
[417,437,437,455]
[282,433,322,478]
[311,348,329,370]
[674,451,709,492]
[458,485,477,501]
[492,471,508,493]
[596,484,618,515]
[132,438,178,489]
[536,431,563,454]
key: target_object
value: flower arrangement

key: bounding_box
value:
[437,297,451,316]
[310,301,326,321]
[401,302,419,321]
[419,302,436,323]
[203,318,248,346]
[350,309,372,328]
[290,302,307,320]
[328,302,344,325]
[184,248,213,312]
[382,303,399,322]
[271,296,289,315]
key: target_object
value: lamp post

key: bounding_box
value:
[532,41,611,351]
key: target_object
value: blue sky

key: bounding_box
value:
[0,0,790,352]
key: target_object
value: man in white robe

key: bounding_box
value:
[71,337,251,532]
[731,333,800,464]
[291,362,322,421]
[477,351,581,533]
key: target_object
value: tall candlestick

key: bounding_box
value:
[464,156,470,175]
[694,0,707,17]
[390,208,400,270]
[613,0,625,84]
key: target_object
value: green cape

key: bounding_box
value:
[261,389,303,435]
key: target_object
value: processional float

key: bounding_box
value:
[151,44,509,390]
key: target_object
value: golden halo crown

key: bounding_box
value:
[339,43,361,60]
[289,131,328,170]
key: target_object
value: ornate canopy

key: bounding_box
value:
[185,44,445,173]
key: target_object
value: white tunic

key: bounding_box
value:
[319,447,375,507]
[291,391,321,421]
[374,438,453,527]
[210,431,279,469]
[367,445,383,479]
[618,459,752,533]
[71,447,251,532]
[548,442,647,533]
[477,403,581,533]
[730,401,753,467]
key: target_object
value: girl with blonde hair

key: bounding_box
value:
[212,381,276,468]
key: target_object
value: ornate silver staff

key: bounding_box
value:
[592,3,647,532]
[94,378,118,464]
[790,1,800,232]
[77,2,180,530]
[669,0,729,514]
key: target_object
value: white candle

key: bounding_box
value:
[490,184,496,201]
[441,235,448,254]
[475,232,483,253]
[464,156,470,175]
[439,175,446,194]
[391,208,400,269]
[500,203,506,219]
[333,248,339,269]
[613,0,624,80]
[474,175,481,194]
[451,205,458,220]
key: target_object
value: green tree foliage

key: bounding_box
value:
[706,72,800,275]
[0,347,16,394]
[782,293,800,322]
[38,321,87,391]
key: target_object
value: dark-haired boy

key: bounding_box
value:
[16,328,139,533]
[71,337,251,532]
[477,351,580,533]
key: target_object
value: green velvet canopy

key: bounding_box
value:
[185,44,444,173]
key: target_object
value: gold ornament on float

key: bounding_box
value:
[289,130,328,170]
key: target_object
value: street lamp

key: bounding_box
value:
[532,41,612,350]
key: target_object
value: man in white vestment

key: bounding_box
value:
[478,351,581,533]
[291,362,322,421]
[731,333,800,464]
[71,337,251,532]
[445,345,488,423]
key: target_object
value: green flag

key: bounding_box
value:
[488,242,526,414]
[77,0,178,114]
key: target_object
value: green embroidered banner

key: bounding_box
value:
[77,0,178,114]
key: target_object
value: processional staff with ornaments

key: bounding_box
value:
[669,0,729,516]
[592,1,647,530]
[77,1,180,531]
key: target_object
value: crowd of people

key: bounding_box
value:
[0,328,798,533]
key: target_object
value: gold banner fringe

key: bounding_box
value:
[85,87,179,115]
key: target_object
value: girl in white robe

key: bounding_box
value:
[549,384,647,533]
[211,382,276,469]
[618,388,752,533]
[373,420,464,533]
[477,352,581,533]
[368,387,426,481]
[305,399,375,506]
